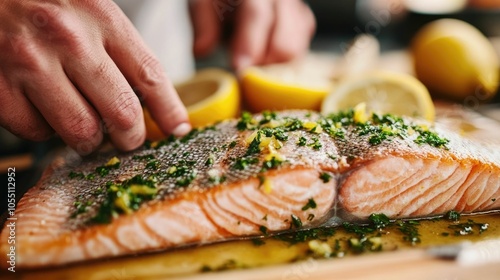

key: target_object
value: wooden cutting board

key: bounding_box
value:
[182,249,500,280]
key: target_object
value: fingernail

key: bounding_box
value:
[172,123,192,137]
[235,55,252,72]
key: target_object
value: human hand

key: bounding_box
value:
[190,0,316,71]
[0,0,191,155]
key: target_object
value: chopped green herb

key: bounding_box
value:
[208,174,226,184]
[152,135,176,149]
[237,111,255,131]
[132,154,155,161]
[88,175,158,224]
[229,141,237,148]
[414,129,449,148]
[70,201,90,218]
[397,220,421,244]
[284,118,303,131]
[205,156,214,167]
[275,227,335,245]
[309,137,322,150]
[69,171,84,179]
[319,172,332,183]
[297,136,307,146]
[246,132,262,155]
[251,239,266,246]
[290,214,303,229]
[259,225,268,235]
[233,157,259,170]
[343,222,375,238]
[180,129,199,143]
[95,158,121,177]
[260,111,277,125]
[262,156,283,171]
[302,198,317,211]
[95,167,109,177]
[175,170,197,187]
[445,210,460,222]
[369,133,389,145]
[328,153,338,160]
[369,213,390,229]
[146,160,159,170]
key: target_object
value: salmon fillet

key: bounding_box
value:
[1,110,499,268]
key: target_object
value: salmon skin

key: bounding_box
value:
[1,110,499,268]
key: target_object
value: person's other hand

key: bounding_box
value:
[0,0,191,155]
[191,0,316,71]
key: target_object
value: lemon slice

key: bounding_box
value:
[144,68,240,140]
[321,71,435,122]
[240,56,335,112]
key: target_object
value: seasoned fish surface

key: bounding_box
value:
[1,110,499,268]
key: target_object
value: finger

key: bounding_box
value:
[264,0,316,64]
[102,4,191,137]
[22,68,103,155]
[190,0,221,58]
[64,50,146,152]
[231,0,275,71]
[0,74,53,141]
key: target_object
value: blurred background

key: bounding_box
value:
[2,0,500,214]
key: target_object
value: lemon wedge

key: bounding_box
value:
[321,71,435,122]
[240,56,335,112]
[144,68,240,140]
[411,19,499,101]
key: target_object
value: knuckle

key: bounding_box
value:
[95,60,111,77]
[244,1,273,21]
[28,4,60,29]
[64,110,101,142]
[138,54,165,87]
[85,0,120,24]
[110,91,141,131]
[29,3,90,55]
[0,113,53,142]
[26,129,53,142]
[9,39,48,73]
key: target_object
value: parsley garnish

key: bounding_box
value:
[319,172,332,183]
[302,198,317,211]
[233,157,259,170]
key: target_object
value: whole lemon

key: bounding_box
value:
[411,19,499,102]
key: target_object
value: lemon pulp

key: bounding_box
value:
[321,71,435,122]
[144,68,240,140]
